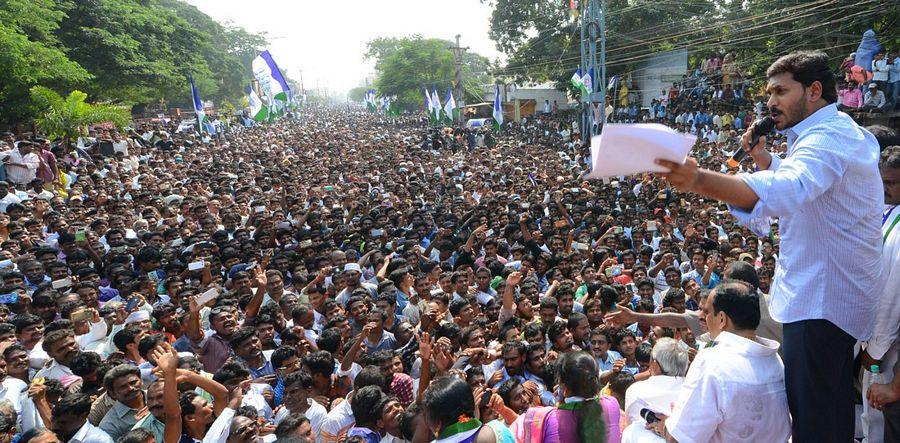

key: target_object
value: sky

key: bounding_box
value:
[184,0,504,96]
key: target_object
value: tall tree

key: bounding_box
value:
[0,0,91,126]
[368,36,493,111]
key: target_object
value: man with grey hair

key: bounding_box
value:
[621,337,689,442]
[649,281,790,442]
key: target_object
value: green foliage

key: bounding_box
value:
[0,0,268,127]
[368,36,494,111]
[30,86,131,141]
[0,0,91,126]
[488,0,899,92]
[347,86,369,102]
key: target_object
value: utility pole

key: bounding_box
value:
[599,0,607,129]
[579,0,607,141]
[449,34,469,125]
[579,1,588,142]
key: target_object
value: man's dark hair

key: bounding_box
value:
[881,146,900,169]
[723,261,760,291]
[350,385,385,428]
[13,314,42,334]
[137,333,167,360]
[103,364,140,392]
[118,429,155,443]
[711,281,761,331]
[766,51,837,104]
[868,126,900,151]
[271,346,297,370]
[228,326,257,349]
[316,327,342,354]
[52,392,92,418]
[212,361,250,384]
[283,370,313,389]
[112,324,143,352]
[179,391,200,417]
[69,351,102,377]
[41,329,73,353]
[354,365,387,391]
[302,351,334,378]
[274,413,311,439]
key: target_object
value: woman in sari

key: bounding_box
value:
[510,351,622,443]
[422,376,514,443]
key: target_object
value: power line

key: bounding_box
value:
[493,0,876,76]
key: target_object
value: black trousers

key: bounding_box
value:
[887,400,900,442]
[783,319,856,443]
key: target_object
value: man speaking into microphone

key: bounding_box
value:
[656,51,883,442]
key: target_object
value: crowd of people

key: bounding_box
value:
[0,49,895,443]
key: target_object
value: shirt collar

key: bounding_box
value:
[113,400,139,417]
[72,421,92,441]
[786,103,837,145]
[712,330,780,356]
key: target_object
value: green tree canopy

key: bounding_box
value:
[487,0,898,93]
[0,0,269,127]
[366,36,494,111]
[0,0,91,126]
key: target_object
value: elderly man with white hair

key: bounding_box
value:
[621,337,690,442]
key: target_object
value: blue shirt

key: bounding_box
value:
[729,104,883,340]
[597,350,623,372]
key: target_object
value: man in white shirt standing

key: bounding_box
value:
[862,146,900,442]
[3,142,40,188]
[657,51,883,442]
[650,281,790,442]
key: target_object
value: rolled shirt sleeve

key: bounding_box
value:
[203,407,235,443]
[728,137,847,231]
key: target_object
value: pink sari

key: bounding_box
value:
[509,396,621,443]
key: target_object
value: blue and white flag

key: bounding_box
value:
[189,75,207,133]
[443,87,456,125]
[581,68,594,95]
[492,84,503,131]
[252,50,291,101]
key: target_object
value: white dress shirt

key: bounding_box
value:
[666,331,790,443]
[866,205,900,361]
[319,394,354,443]
[729,104,883,340]
[624,375,684,424]
[274,399,328,443]
[0,377,27,415]
[69,420,114,443]
[4,149,39,185]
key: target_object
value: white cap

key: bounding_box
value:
[124,310,150,325]
[344,263,362,273]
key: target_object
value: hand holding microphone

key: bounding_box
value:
[729,116,775,168]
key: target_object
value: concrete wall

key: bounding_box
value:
[632,49,688,107]
[485,83,572,115]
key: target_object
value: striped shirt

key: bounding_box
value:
[729,104,883,340]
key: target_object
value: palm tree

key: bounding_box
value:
[29,86,131,145]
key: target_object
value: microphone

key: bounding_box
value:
[640,408,661,424]
[728,116,775,168]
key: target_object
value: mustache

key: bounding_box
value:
[770,107,782,116]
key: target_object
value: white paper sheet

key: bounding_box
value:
[587,123,697,179]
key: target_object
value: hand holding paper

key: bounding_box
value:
[587,123,696,179]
